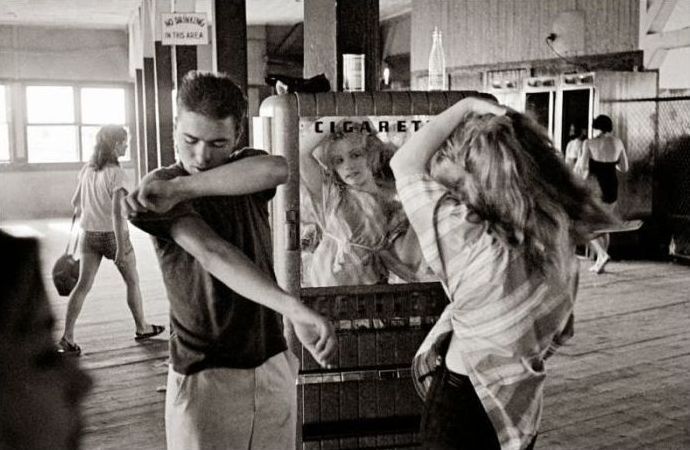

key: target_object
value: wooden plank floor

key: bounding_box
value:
[4,218,690,449]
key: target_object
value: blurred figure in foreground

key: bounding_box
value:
[0,231,92,450]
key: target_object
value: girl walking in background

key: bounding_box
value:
[57,125,163,356]
[391,97,613,449]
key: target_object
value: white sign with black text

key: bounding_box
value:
[161,13,208,46]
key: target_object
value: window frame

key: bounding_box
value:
[0,83,11,164]
[0,79,136,172]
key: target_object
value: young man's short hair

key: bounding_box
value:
[177,71,247,127]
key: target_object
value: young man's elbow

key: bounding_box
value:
[266,156,288,184]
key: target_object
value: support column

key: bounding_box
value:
[129,9,146,181]
[135,69,146,179]
[304,0,380,91]
[141,0,159,174]
[153,0,175,167]
[337,0,379,92]
[303,0,337,86]
[213,0,249,147]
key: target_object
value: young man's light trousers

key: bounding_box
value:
[165,350,299,450]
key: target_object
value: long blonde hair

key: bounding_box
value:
[437,111,614,276]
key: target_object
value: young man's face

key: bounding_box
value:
[174,108,239,174]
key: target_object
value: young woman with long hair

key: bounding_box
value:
[57,125,163,355]
[391,97,613,449]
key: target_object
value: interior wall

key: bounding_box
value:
[0,168,136,220]
[411,0,640,73]
[0,25,130,81]
[0,25,132,221]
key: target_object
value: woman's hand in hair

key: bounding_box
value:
[391,96,506,177]
[463,96,507,117]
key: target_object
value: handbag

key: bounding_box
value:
[52,212,80,296]
[411,330,452,401]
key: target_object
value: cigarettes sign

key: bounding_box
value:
[161,13,209,46]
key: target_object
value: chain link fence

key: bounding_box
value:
[601,96,690,259]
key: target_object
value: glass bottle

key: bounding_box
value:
[428,26,447,91]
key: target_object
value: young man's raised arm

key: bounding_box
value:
[170,214,336,367]
[127,154,288,214]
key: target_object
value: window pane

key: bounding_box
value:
[0,85,6,122]
[81,126,132,162]
[27,125,78,162]
[0,124,9,162]
[26,86,74,123]
[0,86,8,161]
[81,88,126,124]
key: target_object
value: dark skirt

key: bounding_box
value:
[589,159,618,204]
[420,364,502,449]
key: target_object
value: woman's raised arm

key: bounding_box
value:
[390,97,505,178]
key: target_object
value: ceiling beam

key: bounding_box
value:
[643,26,690,68]
[642,0,679,35]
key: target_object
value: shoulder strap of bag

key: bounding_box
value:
[65,210,80,255]
[433,192,452,285]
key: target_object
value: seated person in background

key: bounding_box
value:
[391,97,613,449]
[0,231,92,450]
[123,71,335,450]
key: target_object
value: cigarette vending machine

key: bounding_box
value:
[258,91,484,449]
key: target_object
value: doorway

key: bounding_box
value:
[560,88,592,154]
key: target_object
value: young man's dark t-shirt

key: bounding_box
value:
[129,148,287,375]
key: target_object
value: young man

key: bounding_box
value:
[124,71,335,450]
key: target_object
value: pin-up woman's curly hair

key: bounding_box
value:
[321,119,395,188]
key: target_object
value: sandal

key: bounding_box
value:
[57,337,82,356]
[135,324,165,341]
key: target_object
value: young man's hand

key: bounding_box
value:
[124,176,183,215]
[291,306,336,368]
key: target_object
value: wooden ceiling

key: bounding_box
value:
[0,0,412,29]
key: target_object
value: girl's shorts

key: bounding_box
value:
[81,231,127,260]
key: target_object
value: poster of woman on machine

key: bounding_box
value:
[299,115,437,288]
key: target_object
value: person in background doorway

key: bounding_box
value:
[575,114,629,273]
[57,125,164,356]
[564,123,587,169]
